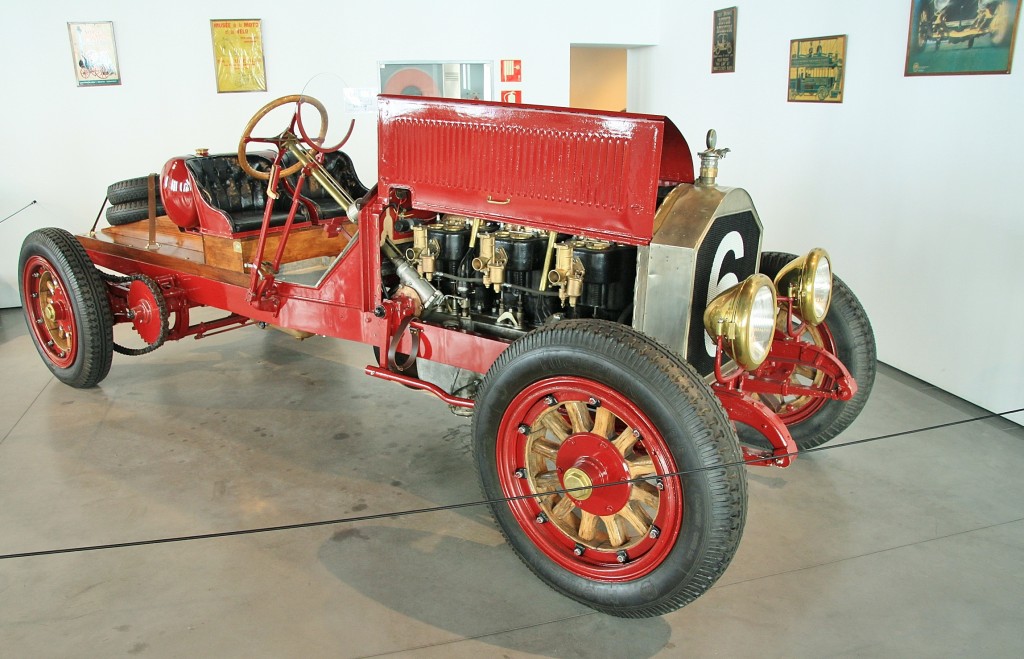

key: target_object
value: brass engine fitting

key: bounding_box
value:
[697,128,730,187]
[472,232,508,293]
[547,242,586,307]
[406,225,440,280]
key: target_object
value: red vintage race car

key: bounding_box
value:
[18,92,875,617]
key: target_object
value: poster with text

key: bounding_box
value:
[712,8,737,73]
[68,22,121,86]
[210,19,267,93]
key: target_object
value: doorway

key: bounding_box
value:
[569,46,627,111]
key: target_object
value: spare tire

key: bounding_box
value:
[106,176,161,205]
[106,199,166,226]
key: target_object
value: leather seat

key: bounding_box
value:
[185,154,308,234]
[282,150,368,222]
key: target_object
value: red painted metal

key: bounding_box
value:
[364,366,475,408]
[126,279,164,344]
[713,387,796,467]
[710,335,796,467]
[495,376,683,582]
[742,332,857,403]
[377,95,694,246]
[554,432,632,516]
[160,158,199,229]
[22,256,78,369]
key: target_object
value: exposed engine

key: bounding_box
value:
[385,214,637,338]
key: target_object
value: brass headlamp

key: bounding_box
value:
[704,274,779,371]
[774,248,832,325]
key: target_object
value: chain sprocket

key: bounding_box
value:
[102,272,170,356]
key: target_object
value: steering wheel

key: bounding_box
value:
[237,95,329,181]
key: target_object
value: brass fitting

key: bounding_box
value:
[547,242,586,307]
[472,232,508,292]
[406,225,439,280]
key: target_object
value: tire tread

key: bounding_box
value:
[473,319,746,617]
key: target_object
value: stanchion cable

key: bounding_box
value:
[0,200,37,225]
[1,406,1020,562]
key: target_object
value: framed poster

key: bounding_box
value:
[905,0,1020,75]
[67,22,121,86]
[788,35,847,103]
[712,7,738,73]
[210,19,267,93]
[379,62,492,100]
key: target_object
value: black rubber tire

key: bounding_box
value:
[19,228,114,388]
[106,199,166,226]
[473,319,746,618]
[107,176,161,205]
[745,251,877,449]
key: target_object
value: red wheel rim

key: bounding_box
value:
[22,256,78,369]
[757,320,838,425]
[495,376,683,581]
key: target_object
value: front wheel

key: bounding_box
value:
[473,320,746,617]
[19,228,114,388]
[746,252,876,449]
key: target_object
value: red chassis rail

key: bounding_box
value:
[80,221,856,470]
[78,199,510,377]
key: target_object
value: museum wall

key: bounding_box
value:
[630,0,1023,424]
[0,0,657,309]
[1,0,1020,424]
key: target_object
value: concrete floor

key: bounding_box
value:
[1,305,1022,658]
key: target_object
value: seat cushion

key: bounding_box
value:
[282,150,369,221]
[185,154,308,234]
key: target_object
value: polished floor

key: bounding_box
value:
[1,306,1022,658]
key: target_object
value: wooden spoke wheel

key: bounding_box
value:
[19,228,113,388]
[474,320,746,617]
[502,377,681,579]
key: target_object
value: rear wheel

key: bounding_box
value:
[744,251,876,449]
[473,320,746,617]
[19,228,114,388]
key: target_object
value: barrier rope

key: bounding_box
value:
[0,200,37,225]
[1,406,1020,562]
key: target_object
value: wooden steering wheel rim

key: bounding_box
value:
[237,94,329,181]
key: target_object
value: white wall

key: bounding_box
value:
[0,0,657,305]
[2,0,1020,424]
[630,1,1023,424]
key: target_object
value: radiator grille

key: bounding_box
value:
[686,211,762,375]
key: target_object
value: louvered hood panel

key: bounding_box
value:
[377,96,694,245]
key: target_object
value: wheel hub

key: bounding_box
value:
[555,432,631,515]
[561,467,593,500]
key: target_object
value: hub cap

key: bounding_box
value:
[497,376,683,581]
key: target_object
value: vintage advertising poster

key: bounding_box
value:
[712,8,737,73]
[67,22,121,87]
[210,19,267,93]
[788,35,847,103]
[905,0,1020,75]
